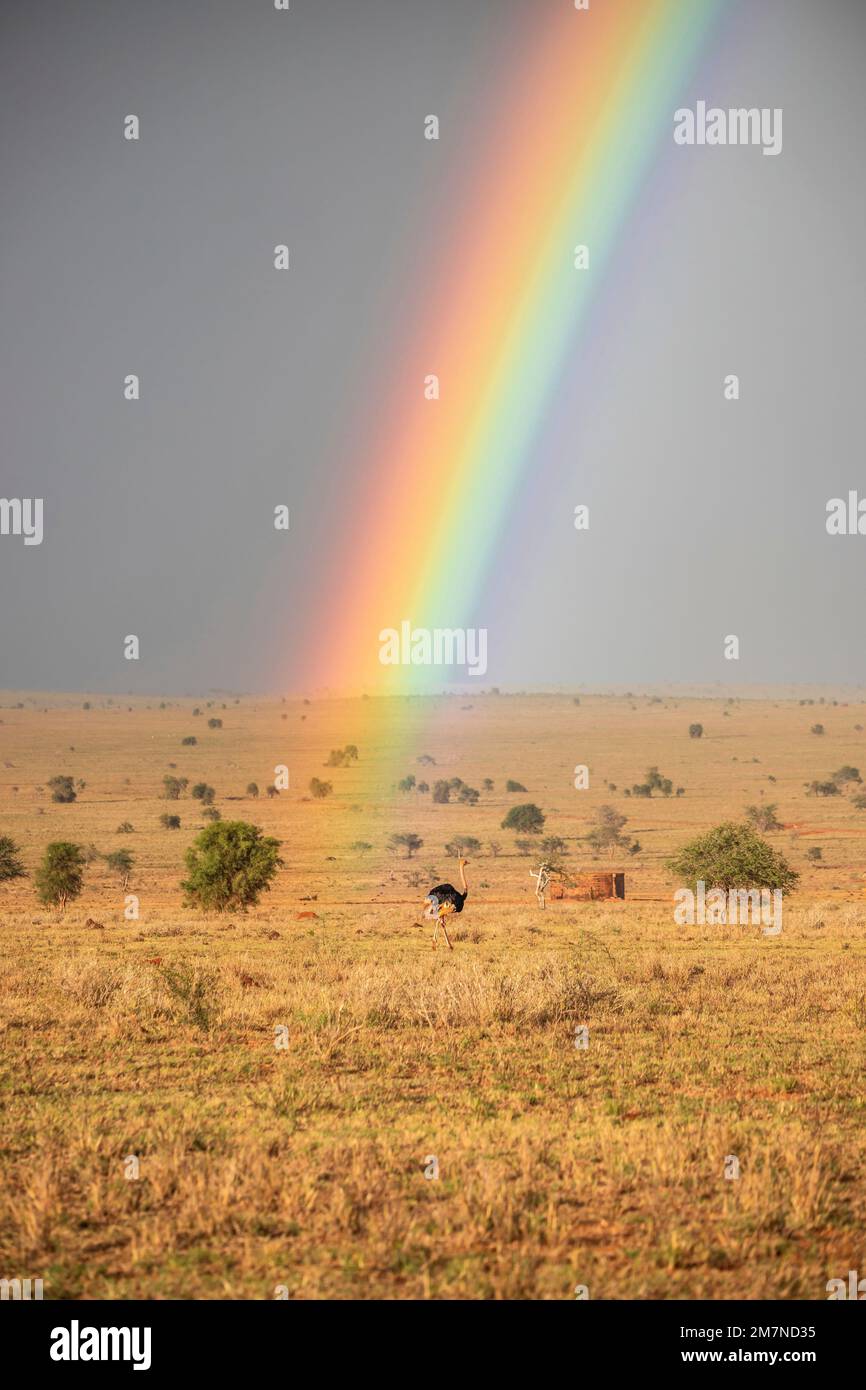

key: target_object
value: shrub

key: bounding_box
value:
[48,775,76,804]
[417,781,429,794]
[688,723,704,739]
[810,724,825,735]
[487,840,502,857]
[506,779,527,793]
[744,803,782,832]
[326,745,359,768]
[104,848,134,886]
[388,832,424,858]
[458,785,480,805]
[34,841,86,907]
[160,814,181,829]
[163,775,187,800]
[191,783,215,805]
[116,821,134,834]
[309,778,332,799]
[482,779,494,792]
[0,835,26,883]
[805,780,840,798]
[181,821,282,911]
[806,847,823,862]
[540,836,568,857]
[444,836,481,857]
[398,775,416,793]
[501,804,545,834]
[181,736,197,746]
[432,780,451,804]
[586,806,633,859]
[246,783,259,798]
[207,718,223,729]
[667,822,799,894]
[852,793,866,810]
[350,841,373,854]
[832,765,862,786]
[202,806,221,822]
[417,754,436,766]
[266,786,279,799]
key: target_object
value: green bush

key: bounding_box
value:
[667,822,799,894]
[0,835,26,883]
[48,775,76,804]
[181,820,282,912]
[501,803,545,834]
[34,842,86,907]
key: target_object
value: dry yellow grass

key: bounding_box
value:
[1,689,865,1298]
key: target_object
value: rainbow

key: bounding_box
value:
[295,0,725,700]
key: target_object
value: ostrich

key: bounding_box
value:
[422,858,469,950]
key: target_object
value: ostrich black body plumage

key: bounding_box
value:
[426,882,468,913]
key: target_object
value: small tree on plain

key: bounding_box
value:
[105,848,134,888]
[34,841,86,908]
[388,832,424,858]
[667,822,799,894]
[48,775,76,804]
[744,803,782,832]
[309,778,332,799]
[832,765,861,787]
[160,813,181,830]
[501,803,545,834]
[689,723,703,739]
[505,779,527,793]
[444,835,481,858]
[586,805,633,859]
[0,835,26,883]
[246,783,259,799]
[540,835,568,857]
[181,820,282,912]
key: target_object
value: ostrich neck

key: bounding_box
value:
[459,865,468,894]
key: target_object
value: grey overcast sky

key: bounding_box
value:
[1,0,864,694]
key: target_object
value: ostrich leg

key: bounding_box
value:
[439,909,454,951]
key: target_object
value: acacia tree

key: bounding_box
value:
[35,842,86,908]
[0,835,26,884]
[387,832,424,858]
[744,803,782,833]
[667,822,799,894]
[501,803,545,834]
[181,821,282,911]
[48,775,76,804]
[585,806,636,860]
[105,848,134,888]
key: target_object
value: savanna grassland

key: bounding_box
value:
[1,688,865,1300]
